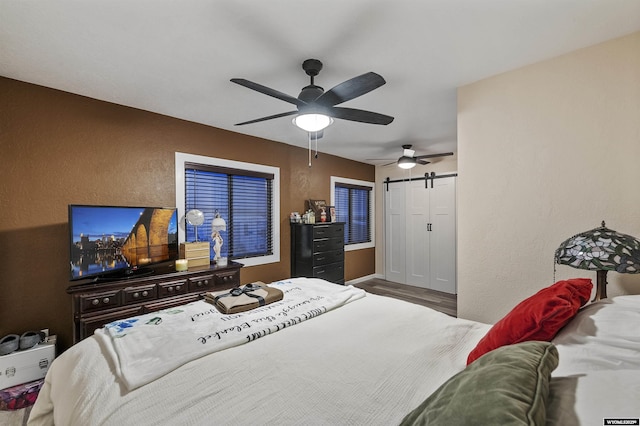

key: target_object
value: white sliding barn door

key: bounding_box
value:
[384,182,406,284]
[429,177,456,293]
[406,180,430,287]
[384,176,457,294]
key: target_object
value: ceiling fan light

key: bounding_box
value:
[397,156,416,169]
[293,113,333,132]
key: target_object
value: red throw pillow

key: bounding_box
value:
[467,278,592,365]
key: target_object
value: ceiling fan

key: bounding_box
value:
[230,59,394,133]
[379,145,454,169]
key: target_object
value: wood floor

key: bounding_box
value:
[353,277,457,317]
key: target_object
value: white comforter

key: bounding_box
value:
[29,279,640,426]
[29,278,488,426]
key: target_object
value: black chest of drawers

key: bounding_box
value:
[290,223,345,284]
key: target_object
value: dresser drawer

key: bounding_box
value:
[157,279,188,298]
[144,294,201,313]
[312,262,344,284]
[188,274,216,292]
[313,237,343,253]
[80,290,121,313]
[80,306,143,336]
[313,224,344,239]
[214,270,240,288]
[313,249,344,266]
[123,284,157,304]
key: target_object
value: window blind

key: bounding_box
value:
[185,165,273,260]
[335,183,371,245]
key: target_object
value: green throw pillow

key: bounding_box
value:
[400,341,559,426]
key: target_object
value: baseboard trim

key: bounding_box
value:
[346,273,384,285]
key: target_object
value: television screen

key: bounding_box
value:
[69,205,179,281]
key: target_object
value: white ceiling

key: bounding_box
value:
[2,0,640,165]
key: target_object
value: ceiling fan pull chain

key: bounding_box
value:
[314,132,319,158]
[308,132,312,167]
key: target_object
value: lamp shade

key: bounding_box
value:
[555,221,640,301]
[397,156,416,169]
[555,221,640,273]
[211,211,227,263]
[293,114,333,132]
[211,212,227,232]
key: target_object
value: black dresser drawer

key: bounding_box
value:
[313,224,344,239]
[312,262,344,284]
[313,249,344,266]
[313,237,343,253]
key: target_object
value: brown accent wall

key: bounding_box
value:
[0,77,375,351]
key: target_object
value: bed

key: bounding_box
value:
[28,277,640,425]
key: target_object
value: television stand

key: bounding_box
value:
[67,261,242,344]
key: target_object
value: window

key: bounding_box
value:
[331,176,375,251]
[175,153,280,267]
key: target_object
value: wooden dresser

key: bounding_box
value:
[290,222,345,284]
[67,261,241,343]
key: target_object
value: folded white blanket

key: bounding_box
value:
[94,278,365,390]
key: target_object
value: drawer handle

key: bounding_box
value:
[92,299,99,306]
[316,270,325,274]
[133,292,140,298]
[142,290,149,297]
[168,286,174,292]
[103,297,110,304]
[316,257,325,261]
[197,280,203,287]
[176,285,181,291]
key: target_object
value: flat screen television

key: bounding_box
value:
[68,205,179,281]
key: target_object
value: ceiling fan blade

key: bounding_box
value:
[381,161,397,166]
[230,78,307,108]
[234,110,298,126]
[417,159,431,165]
[415,152,454,159]
[328,107,394,125]
[315,72,386,107]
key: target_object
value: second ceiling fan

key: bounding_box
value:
[231,59,394,134]
[382,145,454,169]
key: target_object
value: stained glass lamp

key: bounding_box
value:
[555,221,640,301]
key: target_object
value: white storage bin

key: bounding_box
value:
[0,341,55,390]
